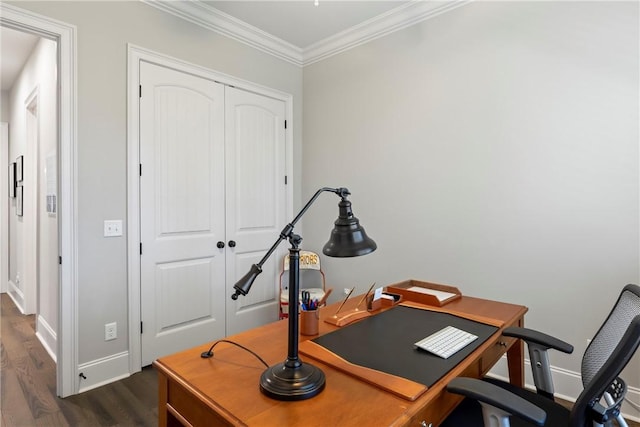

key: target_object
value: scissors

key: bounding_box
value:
[301,291,311,310]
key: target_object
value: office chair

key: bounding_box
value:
[442,284,640,427]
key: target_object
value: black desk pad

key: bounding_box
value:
[312,306,499,387]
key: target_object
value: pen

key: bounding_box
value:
[355,282,376,310]
[333,287,355,316]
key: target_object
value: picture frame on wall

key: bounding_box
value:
[16,155,23,183]
[16,185,23,217]
[9,162,16,198]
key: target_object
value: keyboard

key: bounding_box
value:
[415,326,478,359]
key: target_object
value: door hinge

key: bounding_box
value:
[139,85,142,98]
[140,243,143,255]
[140,321,143,334]
[284,120,287,129]
[139,163,142,177]
[285,175,288,185]
[59,256,62,265]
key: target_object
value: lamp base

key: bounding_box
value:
[259,361,326,401]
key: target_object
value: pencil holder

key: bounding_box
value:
[300,309,320,335]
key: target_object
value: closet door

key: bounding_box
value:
[139,62,226,365]
[224,87,286,335]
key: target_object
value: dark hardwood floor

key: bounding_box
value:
[1,293,158,426]
[1,292,638,426]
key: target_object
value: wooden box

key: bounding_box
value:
[367,292,402,312]
[385,280,461,307]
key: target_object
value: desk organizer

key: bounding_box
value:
[385,280,461,307]
[324,309,370,327]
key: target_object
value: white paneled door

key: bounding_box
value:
[140,62,226,366]
[225,87,285,336]
[139,62,286,365]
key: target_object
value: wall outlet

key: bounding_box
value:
[105,322,117,341]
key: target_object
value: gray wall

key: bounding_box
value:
[10,1,303,365]
[302,0,639,387]
[1,91,9,122]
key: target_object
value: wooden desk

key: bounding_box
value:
[154,295,527,427]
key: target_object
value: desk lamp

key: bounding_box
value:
[230,187,376,401]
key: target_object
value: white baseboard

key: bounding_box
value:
[77,351,130,393]
[488,356,640,422]
[35,315,57,363]
[7,280,25,313]
[626,386,640,422]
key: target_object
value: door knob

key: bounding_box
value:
[228,240,236,248]
[216,241,225,249]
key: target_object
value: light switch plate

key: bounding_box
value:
[104,220,123,237]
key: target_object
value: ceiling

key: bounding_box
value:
[1,26,40,91]
[145,0,466,66]
[203,1,409,49]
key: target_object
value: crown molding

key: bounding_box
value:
[142,0,305,66]
[142,0,471,68]
[303,0,471,66]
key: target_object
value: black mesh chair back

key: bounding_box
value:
[571,284,640,426]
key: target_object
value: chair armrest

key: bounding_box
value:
[503,327,574,354]
[447,377,547,426]
[503,326,573,398]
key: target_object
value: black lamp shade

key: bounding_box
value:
[323,199,377,257]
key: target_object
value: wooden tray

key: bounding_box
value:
[385,280,461,307]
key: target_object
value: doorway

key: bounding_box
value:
[1,122,8,294]
[1,4,78,397]
[3,27,57,373]
[22,90,41,317]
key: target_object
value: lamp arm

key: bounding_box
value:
[257,187,347,269]
[231,187,349,300]
[289,187,349,226]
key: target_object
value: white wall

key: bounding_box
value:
[8,1,303,372]
[1,122,7,294]
[1,91,8,293]
[303,0,639,397]
[35,37,59,357]
[8,37,58,354]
